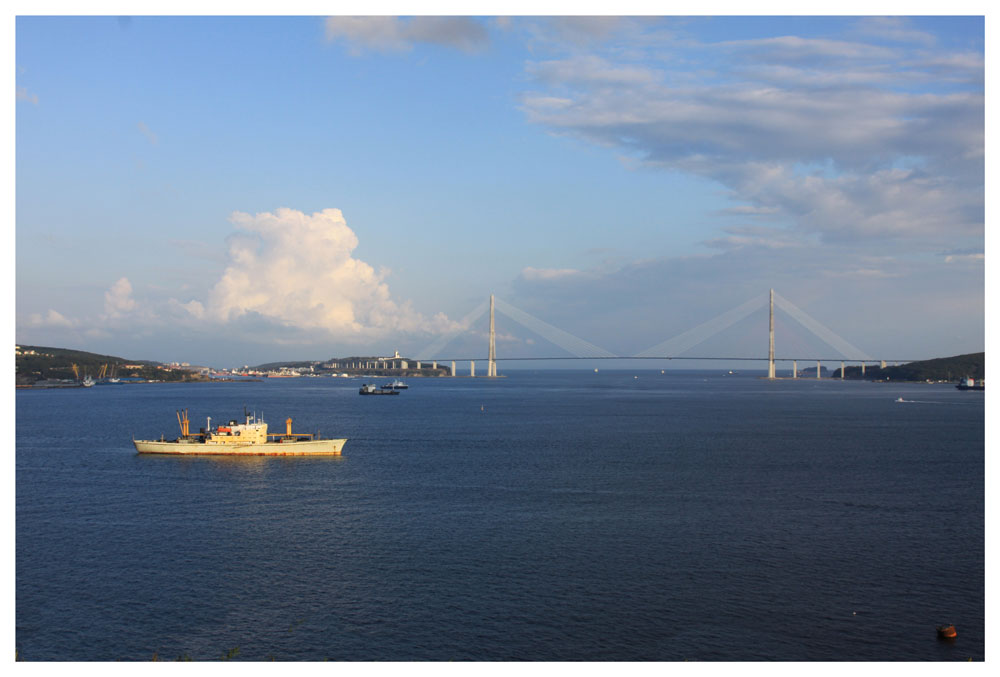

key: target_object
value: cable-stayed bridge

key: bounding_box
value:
[414,290,912,378]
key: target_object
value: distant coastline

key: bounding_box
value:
[14,344,451,386]
[832,352,984,382]
[15,344,984,387]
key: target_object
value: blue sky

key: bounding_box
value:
[14,14,986,368]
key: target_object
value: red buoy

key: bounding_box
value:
[937,624,957,639]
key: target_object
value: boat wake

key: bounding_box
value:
[895,399,975,405]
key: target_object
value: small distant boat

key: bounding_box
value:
[936,624,957,639]
[81,376,95,387]
[360,383,399,396]
[896,397,905,403]
[381,380,408,390]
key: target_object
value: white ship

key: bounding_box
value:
[134,410,346,456]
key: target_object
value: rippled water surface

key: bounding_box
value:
[16,371,984,660]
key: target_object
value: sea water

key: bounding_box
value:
[15,371,985,660]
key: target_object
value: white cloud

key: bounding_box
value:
[26,309,76,328]
[520,30,984,251]
[19,209,457,360]
[324,16,489,54]
[704,163,982,244]
[206,207,450,339]
[104,277,137,318]
[168,298,205,319]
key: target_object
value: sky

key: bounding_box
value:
[13,11,987,369]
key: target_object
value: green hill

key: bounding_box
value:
[837,352,984,382]
[15,345,204,385]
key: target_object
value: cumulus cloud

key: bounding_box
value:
[104,277,137,318]
[519,26,984,252]
[25,309,76,328]
[325,16,489,54]
[168,298,205,319]
[206,207,450,339]
[19,209,456,358]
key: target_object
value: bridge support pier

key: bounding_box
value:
[416,361,421,370]
[793,360,797,378]
[881,360,886,369]
[840,361,845,380]
[861,363,866,376]
[470,360,475,377]
[816,361,821,379]
[451,361,456,377]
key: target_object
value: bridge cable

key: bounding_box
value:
[772,292,873,361]
[414,299,489,360]
[494,298,618,358]
[635,292,769,357]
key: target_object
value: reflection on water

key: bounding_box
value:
[141,453,346,477]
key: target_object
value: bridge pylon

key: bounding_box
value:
[767,288,776,379]
[487,294,497,377]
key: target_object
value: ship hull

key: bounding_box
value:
[134,438,346,456]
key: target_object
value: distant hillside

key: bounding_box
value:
[15,345,204,385]
[838,352,984,382]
